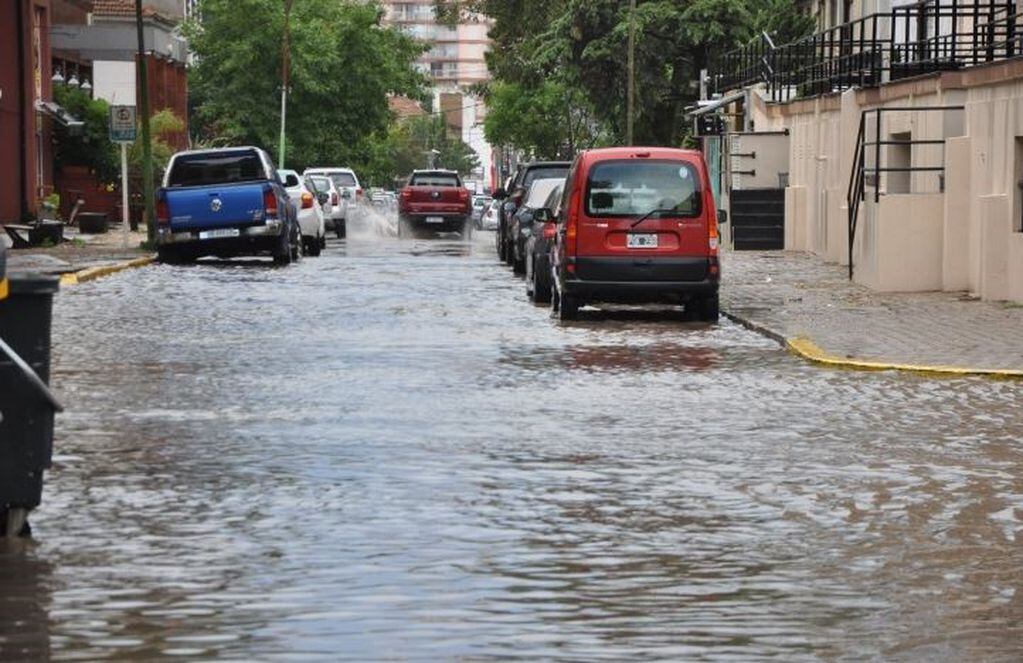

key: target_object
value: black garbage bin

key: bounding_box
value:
[0,253,61,538]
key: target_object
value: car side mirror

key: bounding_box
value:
[533,207,554,224]
[717,209,728,224]
[493,188,507,200]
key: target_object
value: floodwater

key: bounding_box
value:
[3,217,1023,660]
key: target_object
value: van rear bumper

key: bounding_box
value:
[561,256,719,303]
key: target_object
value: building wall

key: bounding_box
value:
[0,0,59,225]
[756,59,1023,302]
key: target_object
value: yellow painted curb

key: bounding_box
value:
[787,337,1023,379]
[60,255,156,287]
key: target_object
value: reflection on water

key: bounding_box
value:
[4,231,1022,660]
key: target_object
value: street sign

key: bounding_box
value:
[109,105,137,143]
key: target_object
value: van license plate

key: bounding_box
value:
[627,233,658,249]
[199,228,240,240]
[426,216,444,224]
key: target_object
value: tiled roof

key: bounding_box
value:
[91,0,165,19]
[389,96,427,119]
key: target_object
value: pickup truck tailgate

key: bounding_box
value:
[166,184,267,231]
[403,186,467,214]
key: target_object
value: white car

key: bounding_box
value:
[279,169,325,256]
[480,199,500,231]
[303,167,363,238]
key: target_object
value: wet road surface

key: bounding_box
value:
[4,221,1023,660]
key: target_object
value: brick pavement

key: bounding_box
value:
[720,250,1023,373]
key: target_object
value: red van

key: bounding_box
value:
[549,147,722,321]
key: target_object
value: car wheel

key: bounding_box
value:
[291,227,302,261]
[336,219,347,240]
[534,262,552,304]
[305,237,322,257]
[525,254,536,301]
[320,234,327,250]
[496,227,506,260]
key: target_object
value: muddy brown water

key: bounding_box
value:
[3,226,1023,660]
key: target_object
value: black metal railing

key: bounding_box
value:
[846,106,964,279]
[710,0,1020,102]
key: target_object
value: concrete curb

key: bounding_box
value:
[59,255,156,287]
[723,310,1023,379]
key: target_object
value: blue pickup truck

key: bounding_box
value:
[155,147,301,264]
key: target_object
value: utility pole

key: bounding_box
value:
[626,0,636,146]
[135,0,155,245]
[279,0,294,168]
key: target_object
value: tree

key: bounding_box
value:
[482,81,602,159]
[186,0,428,172]
[52,85,119,183]
[437,0,814,146]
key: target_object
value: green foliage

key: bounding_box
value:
[186,0,428,173]
[438,0,813,147]
[52,85,119,182]
[483,81,603,159]
[128,109,185,190]
[361,115,480,186]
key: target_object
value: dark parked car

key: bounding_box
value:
[508,177,565,275]
[549,147,724,322]
[494,161,570,265]
[524,184,563,304]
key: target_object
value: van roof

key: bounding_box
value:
[580,147,702,162]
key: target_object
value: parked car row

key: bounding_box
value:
[154,146,370,264]
[490,148,725,322]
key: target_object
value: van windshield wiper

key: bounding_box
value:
[631,207,678,228]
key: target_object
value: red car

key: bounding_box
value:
[549,147,723,322]
[397,170,473,238]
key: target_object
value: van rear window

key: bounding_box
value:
[168,151,266,187]
[585,160,701,218]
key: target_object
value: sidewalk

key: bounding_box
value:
[4,226,152,278]
[721,250,1023,375]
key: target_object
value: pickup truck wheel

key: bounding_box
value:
[304,237,321,257]
[272,230,292,265]
[157,246,192,265]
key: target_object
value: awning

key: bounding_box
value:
[35,100,85,134]
[685,91,746,118]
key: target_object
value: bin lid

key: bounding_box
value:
[7,273,60,296]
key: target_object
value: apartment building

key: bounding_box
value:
[382,0,493,189]
[700,0,1023,304]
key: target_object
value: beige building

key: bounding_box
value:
[381,0,493,188]
[704,0,1023,303]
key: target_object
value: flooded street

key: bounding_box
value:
[4,225,1023,660]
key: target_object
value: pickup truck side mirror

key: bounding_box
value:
[717,209,728,224]
[493,188,507,200]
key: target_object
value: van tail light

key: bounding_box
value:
[156,197,170,226]
[331,192,338,206]
[264,187,278,219]
[708,208,720,255]
[542,222,557,240]
[301,191,314,209]
[565,187,580,257]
